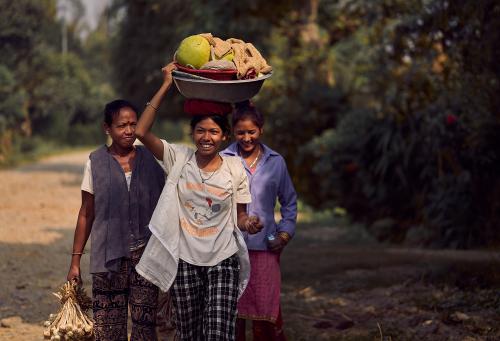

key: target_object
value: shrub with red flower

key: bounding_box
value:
[445,114,458,126]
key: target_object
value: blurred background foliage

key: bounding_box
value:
[1,0,499,248]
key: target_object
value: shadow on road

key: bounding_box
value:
[0,227,91,325]
[1,221,499,340]
[280,223,500,340]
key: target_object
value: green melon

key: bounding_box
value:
[175,35,211,69]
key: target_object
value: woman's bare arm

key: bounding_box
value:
[135,62,177,161]
[67,191,95,282]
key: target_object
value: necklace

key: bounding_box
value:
[247,147,261,169]
[198,156,222,184]
[199,167,217,183]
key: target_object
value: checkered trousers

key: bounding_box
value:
[171,254,240,341]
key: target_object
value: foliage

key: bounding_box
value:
[0,0,498,247]
[110,0,298,119]
[112,0,342,200]
[108,0,500,247]
[0,65,26,163]
[0,0,115,165]
[310,0,500,247]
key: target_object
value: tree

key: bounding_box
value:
[109,0,500,247]
[0,65,26,162]
[110,0,297,112]
[0,0,116,164]
[312,0,500,247]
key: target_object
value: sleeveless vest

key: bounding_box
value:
[89,145,165,274]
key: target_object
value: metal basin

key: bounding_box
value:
[172,71,272,103]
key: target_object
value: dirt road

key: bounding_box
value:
[0,150,92,340]
[1,151,499,340]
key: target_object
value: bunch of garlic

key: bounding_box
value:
[43,281,94,340]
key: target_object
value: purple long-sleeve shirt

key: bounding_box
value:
[221,143,297,250]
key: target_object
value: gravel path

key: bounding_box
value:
[1,150,499,341]
[0,150,92,340]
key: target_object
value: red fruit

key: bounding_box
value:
[343,162,359,173]
[446,114,458,125]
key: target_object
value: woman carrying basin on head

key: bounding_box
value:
[134,62,263,341]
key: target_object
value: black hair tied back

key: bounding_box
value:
[232,100,264,128]
[234,100,253,110]
[190,114,231,136]
[103,99,138,126]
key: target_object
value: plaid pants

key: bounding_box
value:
[92,248,159,341]
[171,254,240,341]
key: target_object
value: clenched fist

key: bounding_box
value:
[244,215,263,234]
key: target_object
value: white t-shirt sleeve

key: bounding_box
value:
[80,159,94,194]
[161,139,178,174]
[235,162,251,204]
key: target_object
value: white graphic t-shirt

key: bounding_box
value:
[176,152,251,266]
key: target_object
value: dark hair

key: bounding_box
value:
[232,100,264,128]
[190,114,230,135]
[103,99,138,126]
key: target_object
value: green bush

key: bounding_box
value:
[107,0,500,248]
[310,0,500,247]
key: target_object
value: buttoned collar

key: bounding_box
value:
[222,142,279,162]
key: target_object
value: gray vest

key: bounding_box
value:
[89,145,165,274]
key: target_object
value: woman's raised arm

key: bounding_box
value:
[135,62,177,161]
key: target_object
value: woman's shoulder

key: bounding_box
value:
[262,144,287,164]
[222,154,242,164]
[221,155,245,173]
[221,142,238,156]
[89,145,108,161]
[136,144,160,159]
[262,143,282,156]
[160,140,194,155]
[135,145,165,170]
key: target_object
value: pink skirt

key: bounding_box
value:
[238,250,281,323]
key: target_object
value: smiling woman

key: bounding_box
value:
[190,114,230,156]
[221,101,297,341]
[133,62,264,341]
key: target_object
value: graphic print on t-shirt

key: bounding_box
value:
[180,180,230,238]
[183,197,221,224]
